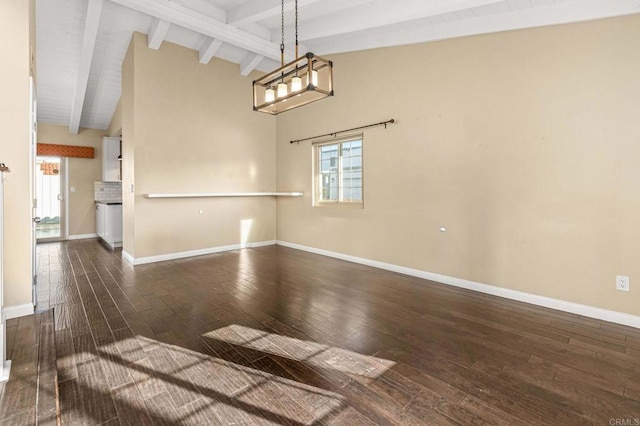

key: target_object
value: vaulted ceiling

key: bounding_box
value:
[36,0,640,133]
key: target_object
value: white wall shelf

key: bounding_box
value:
[144,192,303,199]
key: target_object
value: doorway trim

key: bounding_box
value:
[64,157,70,240]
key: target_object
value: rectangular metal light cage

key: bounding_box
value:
[253,52,333,115]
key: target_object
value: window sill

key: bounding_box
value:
[314,202,364,209]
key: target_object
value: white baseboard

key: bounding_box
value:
[277,240,640,329]
[67,233,98,240]
[100,239,122,250]
[122,250,135,264]
[0,361,11,383]
[123,240,277,265]
[3,303,35,320]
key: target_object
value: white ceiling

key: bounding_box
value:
[36,0,640,133]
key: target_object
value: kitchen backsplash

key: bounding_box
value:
[94,181,122,202]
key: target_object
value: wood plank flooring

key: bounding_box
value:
[0,310,58,425]
[3,239,640,424]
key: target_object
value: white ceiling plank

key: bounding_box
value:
[227,0,323,26]
[455,8,479,19]
[315,0,640,54]
[69,0,104,134]
[177,0,271,39]
[507,0,533,10]
[239,53,265,76]
[439,12,459,23]
[533,0,555,5]
[275,0,505,42]
[175,0,226,22]
[489,2,513,13]
[148,18,170,49]
[111,0,293,61]
[426,15,446,25]
[199,38,223,64]
[473,5,497,16]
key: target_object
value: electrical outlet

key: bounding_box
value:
[616,275,630,292]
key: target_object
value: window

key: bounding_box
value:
[314,135,363,206]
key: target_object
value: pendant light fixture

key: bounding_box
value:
[253,0,334,115]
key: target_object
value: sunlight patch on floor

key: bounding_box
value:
[202,324,396,379]
[90,335,348,424]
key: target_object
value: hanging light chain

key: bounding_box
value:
[280,0,285,67]
[277,0,286,97]
[295,0,298,59]
[291,0,300,85]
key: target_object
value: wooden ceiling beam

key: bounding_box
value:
[147,18,170,50]
[111,0,294,61]
[227,0,323,26]
[239,53,264,76]
[69,0,104,134]
[199,38,223,64]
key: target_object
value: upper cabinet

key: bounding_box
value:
[102,137,121,182]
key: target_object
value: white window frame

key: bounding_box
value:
[313,133,364,207]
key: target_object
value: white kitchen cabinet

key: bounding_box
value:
[102,137,121,182]
[96,202,105,239]
[96,203,122,248]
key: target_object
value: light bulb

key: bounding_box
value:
[312,70,318,86]
[291,76,302,92]
[277,82,287,98]
[265,87,275,103]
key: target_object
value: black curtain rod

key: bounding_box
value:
[290,119,395,144]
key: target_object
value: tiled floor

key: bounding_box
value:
[3,239,640,424]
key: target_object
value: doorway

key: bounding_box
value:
[35,156,65,242]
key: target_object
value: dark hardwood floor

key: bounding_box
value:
[2,239,640,424]
[0,310,57,425]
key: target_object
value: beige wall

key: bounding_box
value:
[122,40,135,257]
[0,0,34,307]
[108,97,122,137]
[276,15,640,316]
[122,33,276,259]
[37,124,106,236]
